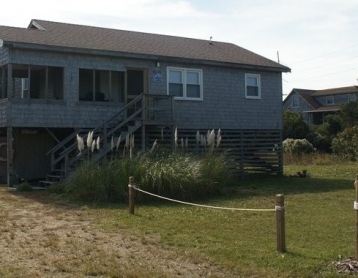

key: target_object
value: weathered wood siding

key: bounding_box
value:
[151,62,283,130]
[283,92,314,124]
[3,48,283,131]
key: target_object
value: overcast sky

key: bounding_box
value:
[1,0,357,98]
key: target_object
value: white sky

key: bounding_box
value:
[1,0,357,98]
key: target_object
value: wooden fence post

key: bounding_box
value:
[129,176,135,214]
[276,194,286,253]
[354,175,358,260]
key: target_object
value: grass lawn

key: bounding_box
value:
[1,158,357,277]
[87,162,358,277]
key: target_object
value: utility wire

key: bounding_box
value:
[289,66,358,82]
[290,43,358,65]
[293,56,358,73]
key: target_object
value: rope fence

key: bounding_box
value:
[127,176,286,252]
[131,185,276,212]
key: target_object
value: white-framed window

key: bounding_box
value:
[167,67,203,100]
[326,96,334,105]
[245,74,261,99]
[292,95,299,108]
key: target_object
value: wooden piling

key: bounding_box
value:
[276,194,286,253]
[129,176,135,214]
[354,175,358,260]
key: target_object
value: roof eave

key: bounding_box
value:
[3,41,290,72]
[303,108,340,113]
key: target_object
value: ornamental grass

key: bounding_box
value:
[58,129,229,202]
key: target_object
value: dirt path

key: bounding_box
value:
[0,187,235,278]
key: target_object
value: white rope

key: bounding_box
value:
[275,205,285,211]
[129,185,276,212]
[354,201,358,210]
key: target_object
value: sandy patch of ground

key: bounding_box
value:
[0,187,235,277]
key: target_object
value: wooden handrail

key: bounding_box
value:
[48,93,175,174]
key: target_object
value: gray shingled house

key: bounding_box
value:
[283,86,358,125]
[0,19,290,186]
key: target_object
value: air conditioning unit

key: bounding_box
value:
[21,78,29,98]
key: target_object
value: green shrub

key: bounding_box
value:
[16,182,33,192]
[283,111,310,140]
[331,126,358,161]
[283,138,315,155]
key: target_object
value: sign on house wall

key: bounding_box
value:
[153,69,163,83]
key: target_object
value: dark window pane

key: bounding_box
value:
[247,86,258,97]
[187,84,200,98]
[111,71,125,102]
[48,67,63,100]
[169,83,183,97]
[79,69,93,101]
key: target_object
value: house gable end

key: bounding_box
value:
[283,89,318,111]
[28,20,46,31]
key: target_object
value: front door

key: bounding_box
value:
[126,68,147,103]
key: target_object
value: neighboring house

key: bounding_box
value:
[283,86,358,125]
[0,19,290,186]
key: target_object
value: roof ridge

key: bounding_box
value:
[0,19,290,72]
[32,19,229,45]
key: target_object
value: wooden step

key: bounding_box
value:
[38,180,57,187]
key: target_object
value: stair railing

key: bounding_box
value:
[47,93,175,178]
[49,94,144,177]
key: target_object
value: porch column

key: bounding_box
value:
[141,124,145,151]
[7,64,12,99]
[6,127,13,187]
[1,66,3,98]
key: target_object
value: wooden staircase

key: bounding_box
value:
[39,94,175,187]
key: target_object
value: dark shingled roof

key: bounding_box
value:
[0,19,290,72]
[311,85,358,96]
[284,86,358,110]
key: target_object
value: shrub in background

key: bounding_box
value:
[332,126,358,161]
[283,111,310,140]
[306,129,331,153]
[283,138,315,155]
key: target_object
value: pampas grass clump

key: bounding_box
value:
[60,147,230,203]
[61,127,228,202]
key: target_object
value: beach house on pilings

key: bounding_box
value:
[0,19,290,186]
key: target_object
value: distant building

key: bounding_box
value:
[283,86,358,125]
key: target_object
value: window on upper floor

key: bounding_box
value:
[348,94,356,102]
[292,95,299,108]
[245,74,261,99]
[167,67,203,100]
[326,96,334,105]
[79,69,125,102]
[11,64,64,100]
